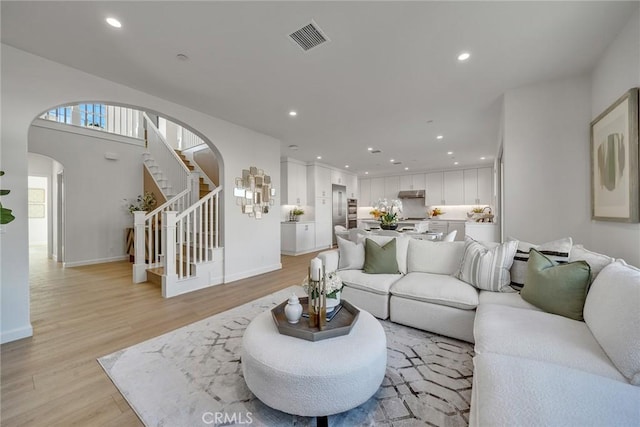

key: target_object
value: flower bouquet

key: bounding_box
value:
[301,271,344,311]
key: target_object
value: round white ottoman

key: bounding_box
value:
[241,309,387,418]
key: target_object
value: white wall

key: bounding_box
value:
[29,122,145,265]
[589,9,640,265]
[502,8,640,267]
[28,154,55,252]
[27,176,48,245]
[503,75,592,247]
[1,45,282,343]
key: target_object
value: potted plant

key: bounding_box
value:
[291,207,304,221]
[126,192,157,214]
[430,207,445,218]
[0,171,15,224]
[380,211,398,230]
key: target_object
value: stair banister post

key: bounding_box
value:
[190,172,200,206]
[162,211,178,279]
[132,211,147,283]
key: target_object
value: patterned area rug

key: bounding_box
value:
[99,287,474,426]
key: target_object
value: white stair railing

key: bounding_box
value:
[163,187,221,281]
[180,127,205,150]
[132,189,191,283]
[144,112,190,197]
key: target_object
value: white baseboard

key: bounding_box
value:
[224,263,282,284]
[1,324,33,344]
[63,255,129,268]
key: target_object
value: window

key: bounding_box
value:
[78,103,106,129]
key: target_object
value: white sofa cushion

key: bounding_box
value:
[508,237,572,290]
[390,272,479,310]
[584,260,640,386]
[457,238,518,292]
[471,353,640,427]
[336,236,364,270]
[338,269,402,296]
[474,303,626,382]
[478,290,542,312]
[569,244,615,283]
[407,240,465,275]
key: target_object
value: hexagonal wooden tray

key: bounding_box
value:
[271,297,360,342]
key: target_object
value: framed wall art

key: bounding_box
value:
[591,88,639,223]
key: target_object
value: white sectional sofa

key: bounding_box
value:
[318,236,640,426]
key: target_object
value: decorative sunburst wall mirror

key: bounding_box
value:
[234,166,276,219]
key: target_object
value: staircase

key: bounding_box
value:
[132,114,223,298]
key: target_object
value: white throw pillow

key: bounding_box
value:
[569,244,615,284]
[407,239,466,275]
[508,237,572,290]
[457,238,518,292]
[337,236,364,270]
[584,260,640,385]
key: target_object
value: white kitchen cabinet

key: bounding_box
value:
[281,160,307,206]
[463,167,493,205]
[477,167,493,205]
[359,178,371,206]
[281,221,315,255]
[370,177,385,205]
[314,198,332,249]
[345,173,358,199]
[465,222,499,242]
[443,170,464,205]
[384,176,400,201]
[331,170,345,186]
[400,173,426,191]
[447,221,466,241]
[428,220,448,234]
[308,165,331,199]
[425,172,444,206]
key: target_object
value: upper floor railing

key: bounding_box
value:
[41,104,144,140]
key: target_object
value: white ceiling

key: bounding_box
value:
[1,1,636,176]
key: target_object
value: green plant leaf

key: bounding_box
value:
[0,189,9,196]
[0,207,15,224]
[0,171,4,176]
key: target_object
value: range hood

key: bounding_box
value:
[398,190,425,199]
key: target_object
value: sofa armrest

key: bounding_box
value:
[318,249,339,274]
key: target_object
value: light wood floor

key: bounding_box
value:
[1,246,321,426]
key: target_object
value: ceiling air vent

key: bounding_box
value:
[370,150,382,154]
[392,161,402,165]
[289,21,329,52]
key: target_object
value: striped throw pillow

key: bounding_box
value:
[456,238,519,292]
[509,237,572,291]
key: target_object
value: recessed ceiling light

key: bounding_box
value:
[365,171,369,175]
[289,111,297,116]
[106,17,122,28]
[436,135,444,140]
[404,167,409,171]
[454,161,459,165]
[480,156,486,160]
[390,159,394,162]
[458,52,471,61]
[288,144,299,150]
[345,165,349,168]
[447,151,453,155]
[367,147,373,151]
[316,156,322,160]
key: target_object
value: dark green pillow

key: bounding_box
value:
[363,238,399,274]
[521,249,591,321]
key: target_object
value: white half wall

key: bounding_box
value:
[589,8,640,265]
[1,45,282,343]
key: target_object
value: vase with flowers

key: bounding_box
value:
[290,207,304,222]
[430,207,445,218]
[301,272,344,312]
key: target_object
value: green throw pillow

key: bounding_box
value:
[363,238,399,274]
[521,249,591,321]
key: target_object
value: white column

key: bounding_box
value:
[132,211,147,283]
[162,211,178,298]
